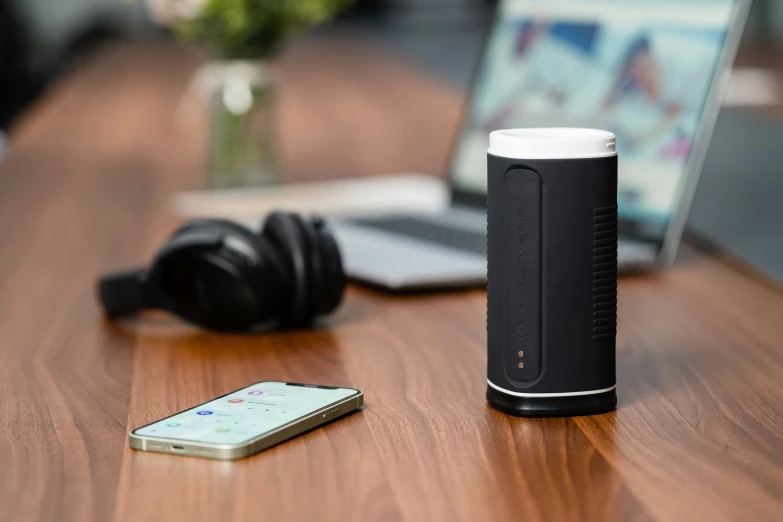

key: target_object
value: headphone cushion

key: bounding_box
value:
[309,217,346,314]
[168,219,290,325]
[262,212,316,327]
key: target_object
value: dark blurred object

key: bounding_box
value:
[351,0,496,13]
[690,108,783,286]
[0,0,495,134]
[0,0,36,130]
[339,0,493,87]
[746,0,783,47]
[346,0,493,33]
[0,0,149,132]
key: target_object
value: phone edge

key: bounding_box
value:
[128,389,363,460]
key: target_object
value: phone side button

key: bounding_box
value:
[322,408,340,420]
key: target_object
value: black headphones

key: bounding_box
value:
[97,212,346,332]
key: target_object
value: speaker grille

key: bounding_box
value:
[592,205,618,342]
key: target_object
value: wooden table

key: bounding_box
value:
[1,39,782,522]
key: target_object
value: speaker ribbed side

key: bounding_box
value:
[592,205,617,342]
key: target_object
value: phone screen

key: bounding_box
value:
[133,382,360,445]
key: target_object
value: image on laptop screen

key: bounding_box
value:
[451,0,738,232]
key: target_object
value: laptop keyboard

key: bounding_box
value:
[349,216,650,269]
[350,216,487,255]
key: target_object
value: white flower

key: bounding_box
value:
[145,0,207,26]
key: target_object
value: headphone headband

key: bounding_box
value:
[98,269,148,319]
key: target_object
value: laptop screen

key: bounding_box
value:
[450,0,740,237]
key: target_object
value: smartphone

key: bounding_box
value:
[128,381,363,460]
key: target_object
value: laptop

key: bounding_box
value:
[331,0,752,290]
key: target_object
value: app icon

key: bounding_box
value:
[196,411,213,415]
[228,399,244,403]
[216,427,231,432]
[166,423,182,427]
[248,391,264,396]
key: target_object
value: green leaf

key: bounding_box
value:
[177,0,355,59]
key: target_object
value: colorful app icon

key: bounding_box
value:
[228,399,244,403]
[196,411,213,415]
[216,427,231,433]
[248,391,264,396]
[166,423,182,427]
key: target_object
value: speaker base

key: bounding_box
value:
[486,385,617,417]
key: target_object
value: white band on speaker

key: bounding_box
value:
[488,128,617,160]
[487,380,616,398]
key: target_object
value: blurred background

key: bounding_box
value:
[3,0,783,133]
[1,0,782,283]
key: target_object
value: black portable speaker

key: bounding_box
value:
[486,128,618,417]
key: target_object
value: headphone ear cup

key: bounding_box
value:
[308,217,346,315]
[262,212,316,327]
[171,218,289,287]
[162,219,290,329]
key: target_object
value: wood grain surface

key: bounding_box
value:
[1,38,782,522]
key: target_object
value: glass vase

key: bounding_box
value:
[208,61,279,188]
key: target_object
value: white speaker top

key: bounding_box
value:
[488,128,617,160]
